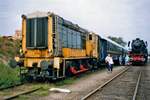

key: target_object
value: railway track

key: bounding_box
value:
[132,71,141,100]
[0,83,41,100]
[0,83,23,91]
[136,63,150,100]
[3,87,41,100]
[81,66,142,100]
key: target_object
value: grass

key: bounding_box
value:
[0,62,20,89]
[55,77,76,86]
[0,37,20,89]
[31,83,53,96]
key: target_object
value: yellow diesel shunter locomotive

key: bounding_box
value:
[16,11,99,80]
[11,11,126,81]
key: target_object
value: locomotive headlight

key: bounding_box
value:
[19,48,24,56]
[19,49,23,53]
[15,56,20,62]
[48,49,52,54]
[48,49,51,52]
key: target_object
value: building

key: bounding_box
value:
[13,30,22,40]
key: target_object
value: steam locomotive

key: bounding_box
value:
[128,38,148,64]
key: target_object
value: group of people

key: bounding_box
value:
[105,54,130,73]
[119,55,130,66]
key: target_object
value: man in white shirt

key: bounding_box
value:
[105,54,114,72]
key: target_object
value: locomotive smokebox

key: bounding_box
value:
[131,38,145,53]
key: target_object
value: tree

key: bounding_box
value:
[108,36,127,46]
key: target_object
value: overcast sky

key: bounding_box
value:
[0,0,150,50]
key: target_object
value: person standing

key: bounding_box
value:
[119,55,122,65]
[125,55,130,65]
[105,54,114,72]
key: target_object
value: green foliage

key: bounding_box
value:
[108,36,127,46]
[55,77,76,86]
[0,62,20,89]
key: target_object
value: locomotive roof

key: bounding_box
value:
[22,11,89,33]
[23,11,51,18]
[101,36,127,51]
[22,11,127,51]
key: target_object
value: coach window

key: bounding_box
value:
[107,42,110,51]
[111,44,113,51]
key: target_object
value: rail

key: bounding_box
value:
[3,87,41,100]
[0,83,23,91]
[132,71,141,100]
[81,67,130,100]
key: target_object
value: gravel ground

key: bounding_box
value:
[39,66,127,100]
[136,63,150,100]
[86,66,141,100]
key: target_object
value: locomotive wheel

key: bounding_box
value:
[66,67,73,77]
[26,75,33,82]
[65,61,73,77]
[20,73,26,83]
